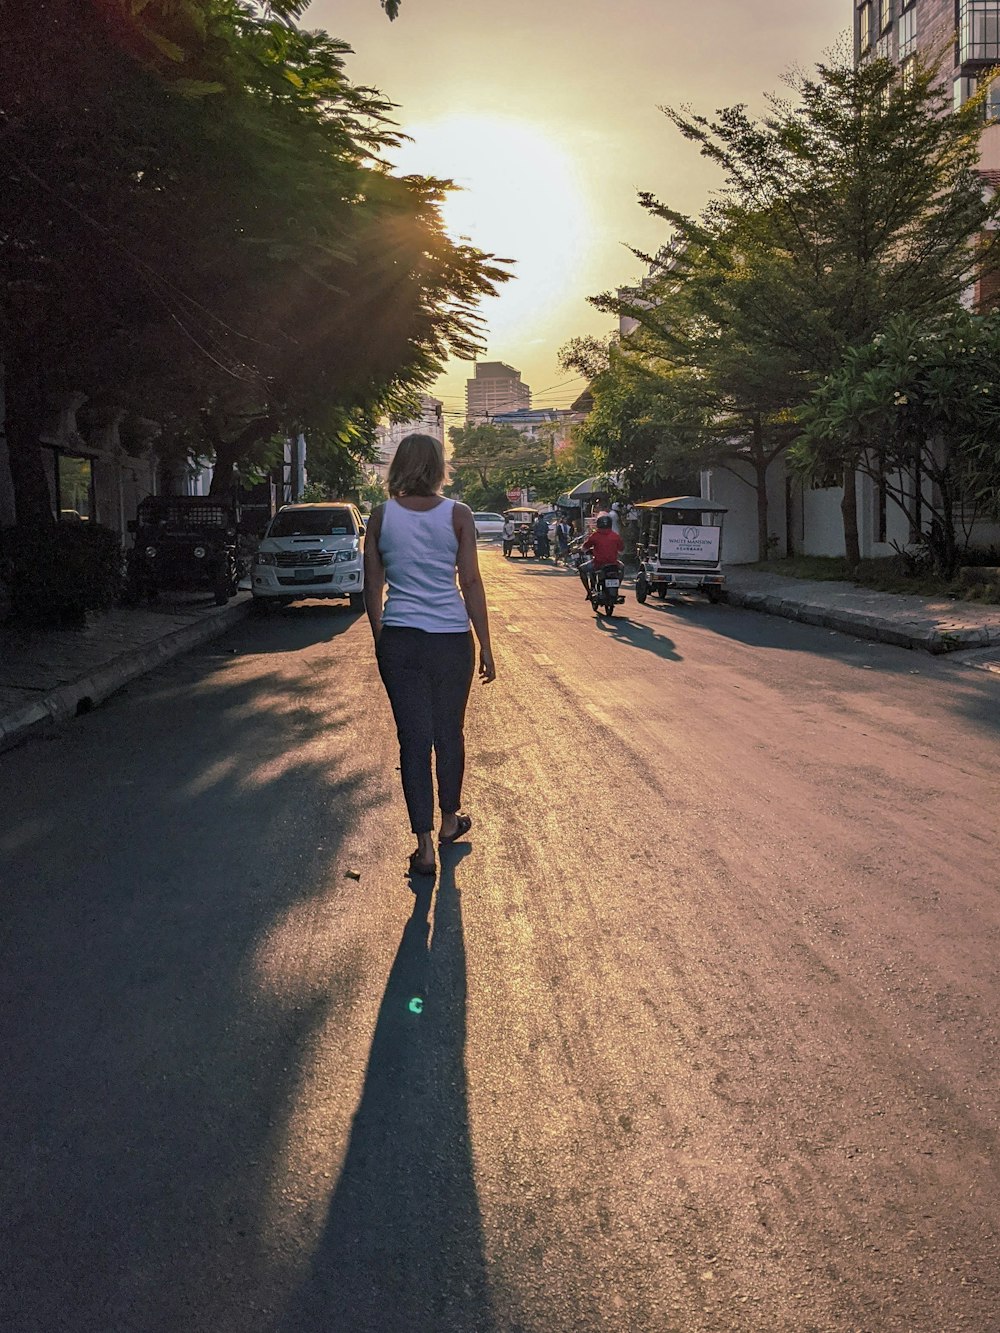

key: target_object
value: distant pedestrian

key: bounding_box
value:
[502,515,516,557]
[363,434,496,879]
[555,518,570,562]
[532,512,550,558]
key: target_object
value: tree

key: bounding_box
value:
[447,422,547,500]
[800,311,1000,574]
[579,277,803,556]
[640,52,1000,564]
[0,0,508,524]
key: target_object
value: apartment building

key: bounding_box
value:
[855,0,1000,166]
[465,361,531,422]
[373,395,444,481]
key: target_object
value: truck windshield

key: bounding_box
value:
[268,509,355,537]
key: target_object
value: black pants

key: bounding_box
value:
[376,627,475,833]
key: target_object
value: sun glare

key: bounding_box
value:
[390,115,591,340]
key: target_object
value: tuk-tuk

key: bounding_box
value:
[634,497,728,604]
[502,506,542,557]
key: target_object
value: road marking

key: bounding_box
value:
[584,701,617,729]
[506,623,522,634]
[533,653,553,666]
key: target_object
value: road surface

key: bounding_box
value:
[2,547,999,1332]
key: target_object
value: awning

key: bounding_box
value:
[635,495,728,513]
[566,473,623,499]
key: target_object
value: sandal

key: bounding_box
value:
[408,851,436,877]
[438,813,472,847]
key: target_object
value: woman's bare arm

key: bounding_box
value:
[362,505,385,644]
[454,503,496,683]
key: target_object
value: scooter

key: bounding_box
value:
[590,562,626,617]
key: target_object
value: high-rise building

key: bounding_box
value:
[465,361,531,421]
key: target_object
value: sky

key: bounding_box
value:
[309,0,847,427]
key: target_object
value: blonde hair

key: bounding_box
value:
[387,433,445,497]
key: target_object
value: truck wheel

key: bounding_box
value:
[635,572,648,604]
[349,591,364,612]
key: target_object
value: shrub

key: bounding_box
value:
[0,523,123,627]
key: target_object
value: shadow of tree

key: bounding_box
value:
[0,640,383,1333]
[286,845,496,1333]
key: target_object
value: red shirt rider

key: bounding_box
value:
[583,527,624,569]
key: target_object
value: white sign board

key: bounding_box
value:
[659,524,720,562]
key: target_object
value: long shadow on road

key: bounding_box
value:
[286,845,496,1333]
[0,652,378,1333]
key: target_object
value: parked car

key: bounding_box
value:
[251,502,365,610]
[473,512,506,539]
[125,495,242,606]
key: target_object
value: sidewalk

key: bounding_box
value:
[0,591,252,753]
[725,567,1000,667]
[3,569,999,755]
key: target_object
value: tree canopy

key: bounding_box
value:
[800,310,1000,573]
[580,51,1000,562]
[0,0,508,522]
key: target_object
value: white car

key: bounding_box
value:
[473,511,506,539]
[251,502,365,610]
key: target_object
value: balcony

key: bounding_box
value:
[959,0,1000,64]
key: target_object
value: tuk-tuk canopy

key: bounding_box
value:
[635,495,728,513]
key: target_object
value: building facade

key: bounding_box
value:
[372,395,444,481]
[855,0,1000,170]
[487,407,580,453]
[465,362,531,422]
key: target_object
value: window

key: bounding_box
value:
[955,71,1000,117]
[57,454,93,523]
[959,0,1000,62]
[898,2,917,58]
[267,507,356,537]
[859,0,873,51]
[879,0,892,31]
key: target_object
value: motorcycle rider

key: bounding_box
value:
[579,514,624,598]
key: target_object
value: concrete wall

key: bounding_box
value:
[702,458,788,565]
[797,481,848,558]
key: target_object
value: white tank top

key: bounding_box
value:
[378,498,471,633]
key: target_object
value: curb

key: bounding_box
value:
[722,586,1000,655]
[0,597,251,754]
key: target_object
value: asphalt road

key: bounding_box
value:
[2,546,999,1333]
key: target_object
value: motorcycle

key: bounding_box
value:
[591,562,626,616]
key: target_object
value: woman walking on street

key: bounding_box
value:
[363,434,496,878]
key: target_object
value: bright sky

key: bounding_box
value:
[310,0,846,426]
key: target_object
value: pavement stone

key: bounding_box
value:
[2,568,999,755]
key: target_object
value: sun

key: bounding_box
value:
[388,115,592,330]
